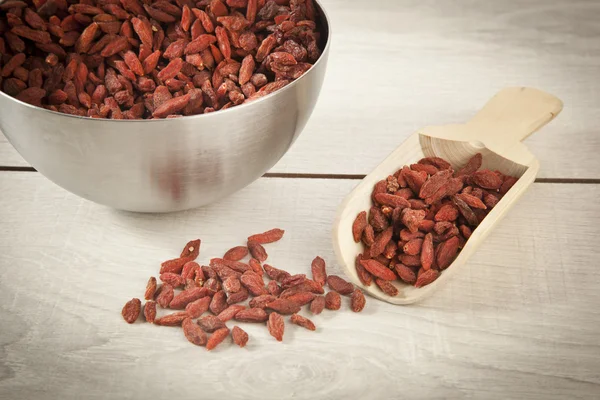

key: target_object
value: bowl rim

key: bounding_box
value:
[0,0,332,124]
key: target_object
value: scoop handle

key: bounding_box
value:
[463,87,563,149]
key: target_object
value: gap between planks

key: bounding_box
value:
[0,166,599,184]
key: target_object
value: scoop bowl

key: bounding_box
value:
[333,87,563,304]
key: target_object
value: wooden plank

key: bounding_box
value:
[0,132,26,168]
[1,0,599,178]
[0,173,599,399]
[272,0,600,178]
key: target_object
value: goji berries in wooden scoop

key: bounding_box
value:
[333,87,563,304]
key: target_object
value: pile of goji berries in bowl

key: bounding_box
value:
[349,153,519,297]
[0,0,331,212]
[0,0,327,119]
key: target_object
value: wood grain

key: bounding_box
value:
[0,173,599,399]
[0,133,24,168]
[1,0,599,179]
[274,0,600,179]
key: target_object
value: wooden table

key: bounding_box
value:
[1,1,600,399]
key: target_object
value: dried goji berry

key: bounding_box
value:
[144,277,157,300]
[226,287,249,305]
[326,275,354,295]
[324,291,341,310]
[185,296,211,318]
[286,292,316,306]
[267,312,285,341]
[420,233,434,270]
[156,284,174,308]
[217,305,246,322]
[395,264,416,284]
[350,289,366,312]
[231,326,249,348]
[455,153,482,177]
[355,255,373,286]
[247,228,285,244]
[209,290,228,315]
[375,279,399,297]
[415,269,440,288]
[240,271,267,296]
[472,169,503,190]
[359,259,396,281]
[170,287,207,309]
[144,301,157,323]
[266,299,301,315]
[247,240,268,262]
[263,264,290,282]
[206,327,230,350]
[309,295,325,315]
[290,314,316,331]
[122,298,141,323]
[183,318,208,346]
[234,308,268,323]
[197,315,227,332]
[155,311,189,326]
[223,246,249,261]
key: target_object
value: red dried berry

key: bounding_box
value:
[263,264,291,282]
[144,301,157,323]
[324,291,341,310]
[352,211,368,243]
[267,312,285,341]
[223,246,249,261]
[249,294,277,309]
[183,318,208,346]
[122,298,141,323]
[310,296,326,315]
[415,269,440,288]
[144,277,157,300]
[247,240,268,262]
[234,308,268,323]
[169,287,207,309]
[155,311,189,326]
[266,299,301,315]
[210,290,228,315]
[217,305,246,322]
[247,228,285,244]
[290,314,316,331]
[285,292,316,307]
[197,315,227,333]
[231,326,249,348]
[359,259,396,281]
[156,284,174,308]
[185,296,211,318]
[326,275,354,295]
[375,279,399,297]
[206,327,230,351]
[395,264,417,284]
[355,255,373,286]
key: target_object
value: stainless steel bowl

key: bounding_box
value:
[0,2,330,212]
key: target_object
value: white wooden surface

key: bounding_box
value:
[2,0,600,398]
[1,0,600,178]
[1,173,599,399]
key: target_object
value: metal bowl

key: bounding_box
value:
[0,2,330,212]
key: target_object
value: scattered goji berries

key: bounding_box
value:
[352,153,519,293]
[122,228,366,350]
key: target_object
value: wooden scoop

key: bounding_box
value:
[332,87,563,304]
